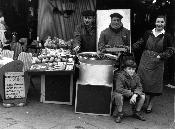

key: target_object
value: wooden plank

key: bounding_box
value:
[69,74,73,105]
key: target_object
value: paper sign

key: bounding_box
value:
[4,72,25,99]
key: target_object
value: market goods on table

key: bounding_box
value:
[44,36,72,49]
[30,48,74,71]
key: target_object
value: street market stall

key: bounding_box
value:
[26,35,132,112]
[28,37,75,105]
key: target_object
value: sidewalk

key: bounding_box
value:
[0,83,174,129]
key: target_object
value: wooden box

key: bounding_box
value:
[75,82,113,116]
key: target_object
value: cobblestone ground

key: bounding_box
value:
[0,82,174,129]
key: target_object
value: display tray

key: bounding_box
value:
[29,63,74,72]
[105,47,127,52]
[27,68,74,75]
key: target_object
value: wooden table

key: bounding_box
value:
[28,69,74,105]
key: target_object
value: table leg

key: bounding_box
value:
[40,74,45,102]
[70,74,73,105]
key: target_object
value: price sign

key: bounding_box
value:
[4,72,25,99]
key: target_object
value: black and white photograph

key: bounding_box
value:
[97,9,131,52]
[0,0,174,129]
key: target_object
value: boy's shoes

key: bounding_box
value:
[3,103,14,108]
[133,111,146,121]
[16,102,25,107]
[115,112,124,123]
[3,103,26,107]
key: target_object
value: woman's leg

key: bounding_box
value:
[144,94,150,108]
[147,95,154,111]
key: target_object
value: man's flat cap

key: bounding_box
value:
[110,13,123,19]
[81,10,95,16]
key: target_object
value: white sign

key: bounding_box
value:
[5,72,25,99]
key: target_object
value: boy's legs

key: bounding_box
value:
[132,94,146,121]
[113,92,125,123]
[114,93,123,112]
[135,94,145,112]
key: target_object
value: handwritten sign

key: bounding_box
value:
[5,72,25,99]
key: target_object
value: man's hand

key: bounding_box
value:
[130,94,138,104]
[73,46,80,52]
[105,45,111,48]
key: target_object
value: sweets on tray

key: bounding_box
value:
[30,48,74,71]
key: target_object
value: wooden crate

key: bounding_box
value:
[75,81,113,116]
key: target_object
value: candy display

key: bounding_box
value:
[44,36,73,49]
[30,48,75,71]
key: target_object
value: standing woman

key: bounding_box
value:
[0,9,7,48]
[133,15,175,113]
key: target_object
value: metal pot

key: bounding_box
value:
[78,59,114,86]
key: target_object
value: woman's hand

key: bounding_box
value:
[156,55,160,59]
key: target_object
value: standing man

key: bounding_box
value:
[73,10,96,52]
[98,13,130,52]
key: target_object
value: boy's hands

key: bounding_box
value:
[130,94,138,104]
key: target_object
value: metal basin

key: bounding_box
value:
[78,59,114,86]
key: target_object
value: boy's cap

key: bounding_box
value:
[110,13,123,19]
[81,10,95,16]
[123,59,137,68]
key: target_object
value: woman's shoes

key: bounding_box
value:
[142,106,153,114]
[145,109,152,114]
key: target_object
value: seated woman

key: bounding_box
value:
[113,59,146,123]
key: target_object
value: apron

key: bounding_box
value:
[138,50,164,93]
[80,34,96,52]
[137,35,164,94]
[80,25,96,52]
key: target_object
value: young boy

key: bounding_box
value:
[113,59,146,123]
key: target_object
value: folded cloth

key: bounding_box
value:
[165,84,175,88]
[0,57,13,67]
